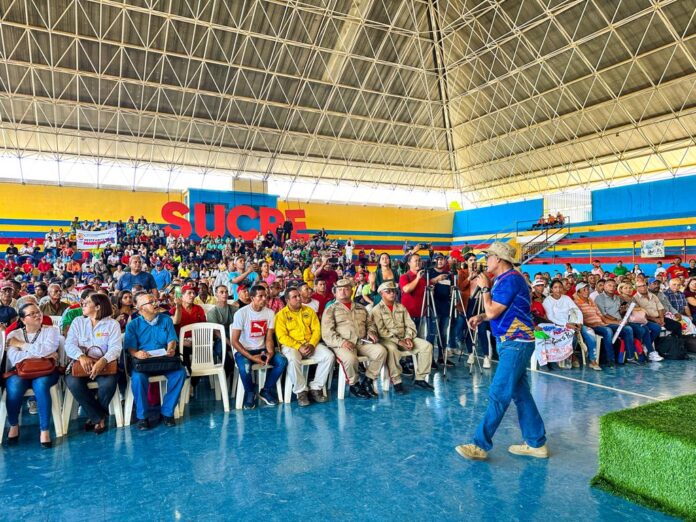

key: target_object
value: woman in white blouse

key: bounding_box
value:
[4,304,61,447]
[543,280,601,370]
[64,293,122,435]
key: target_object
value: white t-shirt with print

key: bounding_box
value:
[231,306,275,351]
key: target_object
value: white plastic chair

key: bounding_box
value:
[49,316,62,328]
[180,323,229,412]
[123,374,184,426]
[61,380,124,434]
[282,357,334,403]
[230,325,283,409]
[381,350,420,392]
[0,345,63,442]
[337,355,370,400]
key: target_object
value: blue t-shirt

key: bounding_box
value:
[228,271,259,300]
[152,268,172,290]
[116,271,157,292]
[124,314,178,352]
[490,269,534,342]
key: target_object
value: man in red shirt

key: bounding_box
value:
[37,257,52,274]
[171,284,207,383]
[399,253,426,330]
[21,259,34,274]
[313,255,339,294]
[171,284,207,337]
[666,257,689,280]
[311,278,332,318]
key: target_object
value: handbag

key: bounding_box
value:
[629,309,648,325]
[130,355,183,374]
[16,358,56,379]
[70,357,118,378]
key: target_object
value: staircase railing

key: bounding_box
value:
[520,220,571,264]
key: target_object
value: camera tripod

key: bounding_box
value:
[447,274,484,375]
[417,269,449,376]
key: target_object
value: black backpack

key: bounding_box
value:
[655,335,689,360]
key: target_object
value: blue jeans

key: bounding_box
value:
[234,350,287,395]
[630,321,660,353]
[130,368,186,420]
[65,374,118,424]
[580,326,598,361]
[473,341,546,451]
[608,323,636,359]
[5,372,60,431]
[592,326,615,362]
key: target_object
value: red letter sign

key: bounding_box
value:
[162,201,192,238]
[227,205,258,240]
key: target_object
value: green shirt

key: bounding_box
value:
[613,266,628,276]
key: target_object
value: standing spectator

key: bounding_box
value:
[653,261,666,278]
[613,261,628,276]
[591,260,604,277]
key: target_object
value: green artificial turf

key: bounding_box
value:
[591,394,696,521]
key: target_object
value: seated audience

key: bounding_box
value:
[4,304,61,447]
[231,285,286,409]
[39,283,69,317]
[65,294,122,434]
[543,280,599,370]
[321,279,386,400]
[124,291,186,430]
[275,287,334,406]
[370,282,434,392]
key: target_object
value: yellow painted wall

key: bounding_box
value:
[277,201,453,237]
[0,183,182,223]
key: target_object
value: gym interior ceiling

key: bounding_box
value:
[0,0,694,204]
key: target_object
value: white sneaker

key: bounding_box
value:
[467,353,475,365]
[28,400,38,415]
[483,356,491,369]
[648,351,664,362]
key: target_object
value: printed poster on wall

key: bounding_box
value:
[76,228,118,250]
[640,239,664,258]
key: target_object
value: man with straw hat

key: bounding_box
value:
[455,242,548,461]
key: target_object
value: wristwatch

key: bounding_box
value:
[481,287,491,294]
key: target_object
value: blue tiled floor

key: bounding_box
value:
[2,359,694,521]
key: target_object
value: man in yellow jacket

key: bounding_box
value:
[275,286,335,406]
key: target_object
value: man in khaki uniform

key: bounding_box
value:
[321,279,386,399]
[371,281,434,394]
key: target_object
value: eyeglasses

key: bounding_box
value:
[140,300,157,307]
[24,311,42,318]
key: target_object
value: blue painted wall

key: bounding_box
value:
[185,189,278,239]
[592,175,696,223]
[452,198,543,237]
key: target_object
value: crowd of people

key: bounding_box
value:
[0,214,693,448]
[531,212,566,230]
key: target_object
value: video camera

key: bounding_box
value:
[418,242,432,250]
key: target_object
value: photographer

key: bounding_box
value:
[399,253,426,330]
[427,253,454,368]
[465,254,493,368]
[312,254,339,293]
[228,256,259,300]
